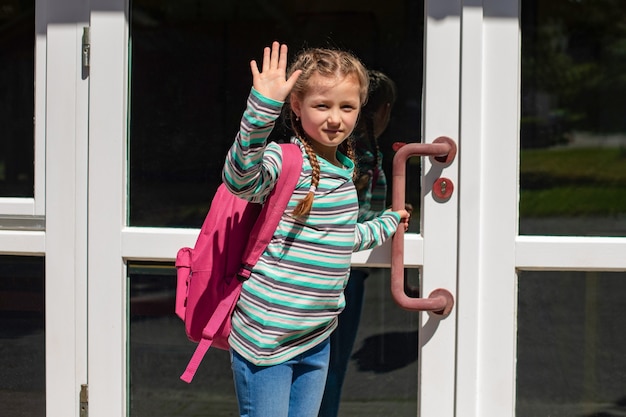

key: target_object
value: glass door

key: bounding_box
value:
[453,1,626,416]
[88,1,434,416]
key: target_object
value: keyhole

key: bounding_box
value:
[433,177,454,201]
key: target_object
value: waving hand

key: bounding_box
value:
[250,42,301,102]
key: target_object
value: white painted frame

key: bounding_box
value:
[0,1,91,417]
[87,2,129,416]
[417,1,462,417]
[455,2,522,416]
[44,1,91,416]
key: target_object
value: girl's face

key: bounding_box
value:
[292,73,362,160]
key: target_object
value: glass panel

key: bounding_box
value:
[128,0,424,227]
[127,262,237,416]
[0,0,35,197]
[128,264,418,417]
[0,256,45,416]
[519,0,626,236]
[516,271,626,417]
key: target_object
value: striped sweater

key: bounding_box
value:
[222,88,401,366]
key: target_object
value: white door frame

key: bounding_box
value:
[455,2,521,415]
[418,2,462,416]
[45,0,91,412]
[87,1,128,415]
[0,0,90,416]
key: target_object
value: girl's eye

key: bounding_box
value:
[316,104,328,109]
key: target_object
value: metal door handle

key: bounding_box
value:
[391,136,456,315]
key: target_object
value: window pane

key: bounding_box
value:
[520,0,626,236]
[128,0,424,227]
[127,264,418,416]
[0,256,45,416]
[127,263,237,416]
[517,271,626,417]
[0,1,35,197]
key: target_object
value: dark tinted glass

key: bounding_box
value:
[127,262,238,415]
[0,256,45,416]
[128,0,424,227]
[0,1,35,197]
[516,271,626,417]
[520,0,626,236]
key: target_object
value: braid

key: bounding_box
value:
[340,137,358,181]
[292,138,321,216]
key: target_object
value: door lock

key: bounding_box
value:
[433,177,454,201]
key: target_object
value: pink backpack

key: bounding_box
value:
[175,143,302,383]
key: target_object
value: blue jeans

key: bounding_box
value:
[318,269,369,417]
[231,338,331,417]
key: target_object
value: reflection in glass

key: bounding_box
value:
[517,271,626,417]
[0,0,35,197]
[128,1,424,227]
[0,256,45,416]
[520,0,626,236]
[127,264,418,417]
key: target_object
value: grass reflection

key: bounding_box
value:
[520,147,626,217]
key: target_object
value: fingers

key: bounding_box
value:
[270,42,293,71]
[260,41,284,72]
[250,60,260,77]
[278,43,289,70]
[401,212,410,232]
[399,209,411,232]
[285,69,302,90]
[262,45,271,73]
[250,41,297,101]
[270,42,280,70]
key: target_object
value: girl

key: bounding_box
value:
[222,42,410,417]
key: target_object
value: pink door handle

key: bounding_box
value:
[391,136,456,315]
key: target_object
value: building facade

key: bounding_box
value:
[1,0,625,416]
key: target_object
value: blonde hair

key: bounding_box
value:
[285,47,369,216]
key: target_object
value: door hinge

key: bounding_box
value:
[80,384,88,417]
[82,27,91,69]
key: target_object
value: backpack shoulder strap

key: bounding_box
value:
[239,143,302,278]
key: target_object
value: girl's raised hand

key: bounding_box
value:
[250,42,301,102]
